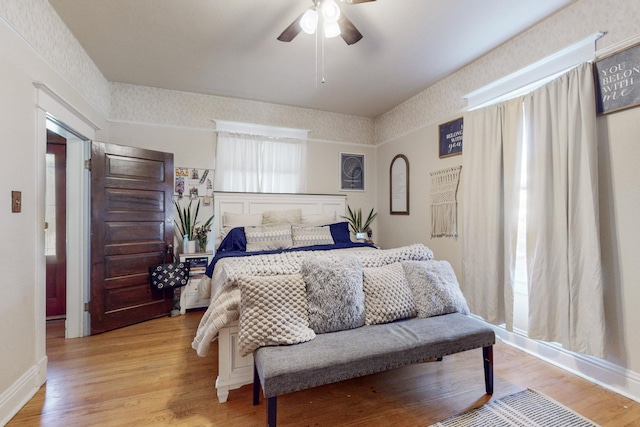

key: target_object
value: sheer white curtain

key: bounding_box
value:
[461,96,523,331]
[524,62,605,357]
[215,132,307,193]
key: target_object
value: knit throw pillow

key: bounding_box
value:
[363,262,416,325]
[301,254,365,333]
[401,260,470,317]
[238,274,315,357]
[244,223,292,252]
[291,225,335,247]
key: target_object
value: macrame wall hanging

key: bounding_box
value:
[430,165,462,239]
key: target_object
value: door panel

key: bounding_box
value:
[90,142,174,334]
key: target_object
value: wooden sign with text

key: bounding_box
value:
[595,42,640,115]
[439,117,463,158]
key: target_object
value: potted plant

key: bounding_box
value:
[174,199,214,252]
[342,205,377,241]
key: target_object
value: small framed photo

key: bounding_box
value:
[340,153,365,191]
[439,117,463,158]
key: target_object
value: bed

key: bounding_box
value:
[190,192,459,404]
[192,192,376,402]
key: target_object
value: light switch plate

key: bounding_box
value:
[11,191,21,213]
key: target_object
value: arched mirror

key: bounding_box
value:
[390,154,409,215]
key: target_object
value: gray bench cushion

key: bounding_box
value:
[254,312,494,398]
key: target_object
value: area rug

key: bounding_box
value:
[430,389,600,427]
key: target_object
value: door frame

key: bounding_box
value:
[35,83,100,353]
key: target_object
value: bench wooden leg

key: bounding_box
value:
[253,365,260,406]
[483,345,494,395]
[267,396,277,427]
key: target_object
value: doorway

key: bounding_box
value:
[45,130,67,319]
[43,115,92,340]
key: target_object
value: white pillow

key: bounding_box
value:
[238,274,315,357]
[300,212,337,226]
[245,223,293,252]
[222,212,262,228]
[363,262,416,325]
[291,225,335,247]
[262,209,302,225]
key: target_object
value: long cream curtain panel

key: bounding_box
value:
[524,63,605,358]
[461,96,523,332]
[462,62,605,358]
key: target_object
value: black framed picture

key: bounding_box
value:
[594,42,640,115]
[439,117,463,158]
[340,153,365,191]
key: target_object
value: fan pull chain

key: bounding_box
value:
[321,30,326,84]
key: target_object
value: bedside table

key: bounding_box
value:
[179,252,214,314]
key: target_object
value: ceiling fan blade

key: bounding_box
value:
[277,11,305,42]
[341,0,376,4]
[338,14,363,45]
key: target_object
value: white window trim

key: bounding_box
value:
[463,32,604,109]
[213,119,310,140]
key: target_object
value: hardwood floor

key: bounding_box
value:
[8,312,640,426]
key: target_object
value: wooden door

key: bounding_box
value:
[90,142,175,334]
[46,131,67,317]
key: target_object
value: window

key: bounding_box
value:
[214,121,308,193]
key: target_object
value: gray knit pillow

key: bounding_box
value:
[238,274,315,357]
[363,262,416,325]
[402,260,470,317]
[301,254,365,333]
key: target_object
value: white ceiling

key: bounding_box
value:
[48,0,573,118]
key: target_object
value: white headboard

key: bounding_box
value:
[213,192,347,249]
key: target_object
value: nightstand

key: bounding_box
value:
[179,252,214,314]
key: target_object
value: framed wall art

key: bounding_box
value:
[340,153,365,191]
[439,117,463,158]
[594,42,640,115]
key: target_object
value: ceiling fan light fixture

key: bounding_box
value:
[300,8,319,34]
[323,20,341,38]
[321,0,341,22]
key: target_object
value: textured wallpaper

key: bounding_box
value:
[375,0,640,144]
[0,0,111,117]
[3,0,638,146]
[110,83,375,145]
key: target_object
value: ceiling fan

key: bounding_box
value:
[277,0,375,46]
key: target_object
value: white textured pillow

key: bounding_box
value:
[291,225,335,247]
[402,260,470,317]
[222,212,262,228]
[300,212,337,226]
[363,262,416,325]
[301,255,365,333]
[262,209,302,225]
[238,274,315,357]
[245,223,293,252]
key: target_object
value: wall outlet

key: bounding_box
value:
[11,191,21,213]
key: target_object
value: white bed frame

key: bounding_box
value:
[212,191,347,403]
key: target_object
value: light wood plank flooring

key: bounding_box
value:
[7,312,640,426]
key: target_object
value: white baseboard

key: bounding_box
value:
[494,326,640,403]
[0,356,47,426]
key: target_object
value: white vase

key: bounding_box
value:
[187,240,197,254]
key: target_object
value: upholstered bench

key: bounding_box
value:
[252,312,495,427]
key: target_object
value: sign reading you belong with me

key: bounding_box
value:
[595,42,640,115]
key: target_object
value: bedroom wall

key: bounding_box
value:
[0,0,110,423]
[375,0,640,400]
[108,85,379,239]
